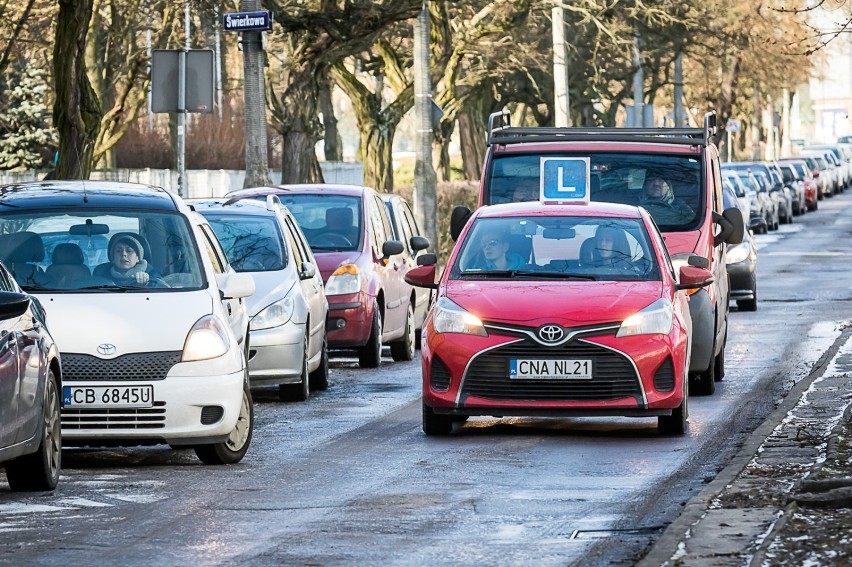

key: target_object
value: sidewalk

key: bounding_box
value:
[638,325,852,567]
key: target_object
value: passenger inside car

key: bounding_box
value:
[45,243,91,287]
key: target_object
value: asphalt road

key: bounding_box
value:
[3,192,852,566]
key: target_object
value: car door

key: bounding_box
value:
[396,199,432,328]
[281,212,325,357]
[368,193,403,337]
[198,223,247,347]
[0,267,22,447]
[12,285,45,444]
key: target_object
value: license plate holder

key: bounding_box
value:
[63,385,154,408]
[509,359,592,380]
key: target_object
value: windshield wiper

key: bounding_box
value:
[76,285,140,292]
[310,245,342,251]
[461,269,596,281]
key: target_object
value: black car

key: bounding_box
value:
[0,261,62,491]
[723,186,757,311]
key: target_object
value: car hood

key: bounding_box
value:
[243,270,297,317]
[314,250,365,282]
[37,290,213,356]
[445,280,663,327]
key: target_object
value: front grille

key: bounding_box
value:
[62,352,182,381]
[61,401,167,430]
[430,356,452,391]
[200,406,224,425]
[653,358,675,392]
[461,340,641,403]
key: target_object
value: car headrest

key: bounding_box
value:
[53,243,85,266]
[326,207,354,228]
[1,231,45,263]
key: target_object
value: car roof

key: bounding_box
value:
[226,184,374,199]
[492,141,702,156]
[0,181,180,211]
[475,201,643,219]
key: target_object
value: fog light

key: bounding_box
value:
[327,318,347,331]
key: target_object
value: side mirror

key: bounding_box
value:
[676,266,714,291]
[671,252,710,270]
[382,239,405,259]
[299,262,316,280]
[404,264,438,289]
[450,206,473,242]
[416,253,437,266]
[713,208,744,246]
[410,235,430,252]
[216,272,255,300]
[0,291,30,321]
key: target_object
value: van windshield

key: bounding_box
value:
[487,153,702,231]
[0,209,205,292]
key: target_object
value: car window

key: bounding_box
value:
[450,215,660,282]
[274,194,362,252]
[486,153,703,231]
[202,213,287,273]
[199,225,226,275]
[400,201,421,253]
[368,195,390,256]
[0,209,205,291]
[286,216,315,265]
[282,217,306,267]
[0,264,14,292]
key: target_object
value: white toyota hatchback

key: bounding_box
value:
[0,181,256,465]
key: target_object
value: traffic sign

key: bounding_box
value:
[540,157,590,204]
[726,118,741,133]
[151,49,214,113]
[222,11,273,32]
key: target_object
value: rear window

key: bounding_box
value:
[202,214,288,272]
[486,153,702,231]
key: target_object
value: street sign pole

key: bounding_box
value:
[177,49,187,198]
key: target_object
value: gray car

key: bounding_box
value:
[194,196,329,402]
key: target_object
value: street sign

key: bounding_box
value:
[726,118,741,133]
[540,157,590,204]
[151,50,214,113]
[222,10,273,32]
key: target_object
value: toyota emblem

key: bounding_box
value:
[538,325,564,343]
[97,343,117,356]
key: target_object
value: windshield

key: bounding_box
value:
[272,194,362,252]
[0,209,205,292]
[202,214,287,272]
[486,153,702,231]
[780,166,796,183]
[451,215,660,282]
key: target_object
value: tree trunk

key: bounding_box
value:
[458,110,484,180]
[54,0,102,179]
[319,76,342,162]
[361,124,394,192]
[278,67,323,184]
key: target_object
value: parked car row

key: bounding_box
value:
[0,181,432,490]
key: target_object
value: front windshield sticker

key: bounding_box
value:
[540,157,590,204]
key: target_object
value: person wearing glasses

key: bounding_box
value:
[640,175,694,225]
[473,228,525,271]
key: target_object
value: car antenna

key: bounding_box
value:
[70,142,89,203]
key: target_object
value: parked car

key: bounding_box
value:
[791,154,830,200]
[194,196,329,401]
[227,185,414,368]
[474,111,744,396]
[724,162,792,223]
[0,262,62,491]
[408,200,714,435]
[776,161,806,216]
[722,167,777,232]
[778,158,818,211]
[806,146,849,192]
[0,181,256,465]
[722,185,757,312]
[380,193,432,352]
[801,151,837,197]
[722,177,751,224]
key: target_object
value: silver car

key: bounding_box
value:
[194,196,329,402]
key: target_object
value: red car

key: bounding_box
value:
[227,185,420,368]
[406,201,714,436]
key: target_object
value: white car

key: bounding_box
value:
[0,181,256,465]
[193,196,329,402]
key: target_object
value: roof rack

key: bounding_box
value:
[487,110,718,147]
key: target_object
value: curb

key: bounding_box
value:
[636,326,852,567]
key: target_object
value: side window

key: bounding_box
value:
[711,157,723,213]
[400,202,420,250]
[283,218,306,267]
[368,197,386,256]
[199,225,225,274]
[0,265,14,292]
[286,217,315,265]
[647,218,676,280]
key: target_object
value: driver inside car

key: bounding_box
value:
[472,229,525,271]
[94,233,162,286]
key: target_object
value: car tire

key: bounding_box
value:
[713,341,725,382]
[309,332,329,391]
[390,304,416,362]
[358,306,383,369]
[280,336,310,401]
[194,381,253,465]
[658,387,688,435]
[738,291,758,312]
[690,347,716,396]
[809,200,818,212]
[5,371,61,491]
[422,402,453,436]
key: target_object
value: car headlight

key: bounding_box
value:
[616,298,673,338]
[251,296,295,331]
[726,242,751,265]
[433,297,488,337]
[182,315,231,362]
[325,264,361,295]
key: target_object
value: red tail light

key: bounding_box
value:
[813,171,820,178]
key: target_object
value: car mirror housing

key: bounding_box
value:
[416,253,437,266]
[676,266,714,291]
[450,206,472,242]
[410,235,430,252]
[404,264,438,289]
[382,239,405,258]
[216,272,256,300]
[713,208,744,246]
[0,291,30,321]
[299,262,316,280]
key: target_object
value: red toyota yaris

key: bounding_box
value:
[406,201,714,436]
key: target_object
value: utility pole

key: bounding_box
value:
[240,0,270,188]
[632,35,644,127]
[414,1,438,256]
[552,3,570,127]
[673,53,685,127]
[177,0,190,198]
[781,88,792,157]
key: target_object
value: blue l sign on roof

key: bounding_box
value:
[540,157,590,204]
[223,11,273,32]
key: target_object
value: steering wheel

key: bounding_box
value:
[313,233,352,247]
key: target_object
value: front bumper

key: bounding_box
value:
[247,321,304,385]
[727,259,756,300]
[325,292,372,349]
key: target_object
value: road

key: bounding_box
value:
[2,193,852,566]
